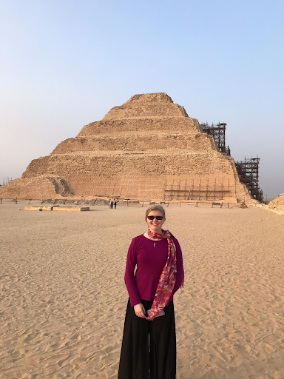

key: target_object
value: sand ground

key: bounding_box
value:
[0,201,284,379]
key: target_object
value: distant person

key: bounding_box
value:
[110,200,113,209]
[114,199,117,209]
[118,204,184,379]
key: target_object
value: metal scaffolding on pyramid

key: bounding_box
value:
[201,122,263,202]
[200,122,231,156]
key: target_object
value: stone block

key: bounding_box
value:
[25,206,43,211]
[53,206,90,212]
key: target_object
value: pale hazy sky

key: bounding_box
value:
[1,0,283,197]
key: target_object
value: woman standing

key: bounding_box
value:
[118,205,184,379]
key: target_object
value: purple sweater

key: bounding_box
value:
[124,234,184,306]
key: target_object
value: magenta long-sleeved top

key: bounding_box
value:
[124,234,184,307]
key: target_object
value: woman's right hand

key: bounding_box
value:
[134,303,147,318]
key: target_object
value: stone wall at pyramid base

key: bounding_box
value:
[0,173,249,202]
[59,175,249,202]
[0,150,251,202]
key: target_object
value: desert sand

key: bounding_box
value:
[0,201,284,379]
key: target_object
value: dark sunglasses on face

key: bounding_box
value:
[147,215,164,220]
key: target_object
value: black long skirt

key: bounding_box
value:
[118,299,176,379]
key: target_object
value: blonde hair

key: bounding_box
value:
[145,204,166,220]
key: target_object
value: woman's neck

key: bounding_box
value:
[147,229,163,235]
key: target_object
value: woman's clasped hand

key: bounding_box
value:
[134,303,147,318]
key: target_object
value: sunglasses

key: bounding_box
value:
[147,215,164,220]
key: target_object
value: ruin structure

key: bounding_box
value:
[0,93,251,201]
[269,193,284,212]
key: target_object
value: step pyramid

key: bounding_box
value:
[0,93,249,201]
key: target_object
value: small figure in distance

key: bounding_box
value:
[118,204,184,379]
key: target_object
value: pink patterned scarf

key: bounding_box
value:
[147,229,180,321]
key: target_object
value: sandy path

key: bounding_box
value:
[0,202,284,378]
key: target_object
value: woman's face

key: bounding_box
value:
[146,210,165,234]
